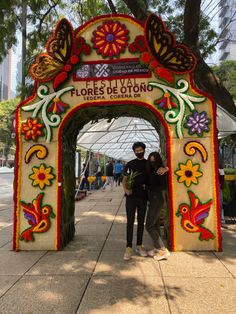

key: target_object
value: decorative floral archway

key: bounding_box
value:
[14,14,222,251]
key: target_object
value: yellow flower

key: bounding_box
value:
[175,159,203,187]
[29,163,55,190]
[101,176,107,182]
[87,176,96,184]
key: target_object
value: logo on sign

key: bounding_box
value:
[94,64,110,77]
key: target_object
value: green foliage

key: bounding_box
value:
[223,181,231,202]
[0,98,19,158]
[0,1,64,97]
[124,170,140,189]
[0,1,18,62]
[212,61,236,99]
[224,168,236,175]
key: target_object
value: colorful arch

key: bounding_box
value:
[13,14,222,251]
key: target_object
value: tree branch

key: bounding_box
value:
[37,0,59,39]
[122,0,148,22]
[107,0,117,14]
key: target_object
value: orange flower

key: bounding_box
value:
[87,176,96,184]
[92,20,129,58]
[21,117,44,141]
[101,176,107,182]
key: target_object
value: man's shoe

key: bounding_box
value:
[147,249,157,257]
[123,247,133,260]
[153,248,170,261]
[136,245,148,257]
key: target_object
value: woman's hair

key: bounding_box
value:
[147,152,164,173]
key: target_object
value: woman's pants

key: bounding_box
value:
[146,191,164,249]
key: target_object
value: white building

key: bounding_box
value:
[0,50,12,101]
[219,0,236,61]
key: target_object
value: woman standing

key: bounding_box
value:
[146,152,170,261]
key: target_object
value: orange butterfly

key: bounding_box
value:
[30,19,91,90]
[129,14,196,83]
[144,14,196,81]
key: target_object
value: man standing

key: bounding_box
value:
[122,142,148,260]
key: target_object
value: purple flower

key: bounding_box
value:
[185,111,211,136]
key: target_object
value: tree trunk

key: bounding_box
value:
[122,0,236,117]
[21,1,27,102]
[107,0,117,13]
[122,0,149,22]
[183,0,236,116]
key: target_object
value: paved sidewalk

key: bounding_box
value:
[0,187,236,314]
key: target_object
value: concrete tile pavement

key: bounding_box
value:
[0,187,235,314]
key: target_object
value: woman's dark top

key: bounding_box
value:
[148,170,167,192]
[106,163,114,176]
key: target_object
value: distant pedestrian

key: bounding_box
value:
[80,163,89,190]
[95,164,102,189]
[114,160,124,186]
[219,159,225,224]
[102,159,114,191]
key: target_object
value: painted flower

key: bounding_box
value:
[92,20,129,58]
[185,111,211,136]
[29,163,55,190]
[21,117,44,141]
[175,159,203,187]
[47,97,69,114]
[155,93,177,110]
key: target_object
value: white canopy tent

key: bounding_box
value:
[217,105,236,139]
[77,117,160,161]
[77,105,236,161]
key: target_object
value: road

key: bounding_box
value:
[0,173,14,201]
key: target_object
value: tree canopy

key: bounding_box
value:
[212,61,236,100]
[0,98,19,159]
[0,0,235,116]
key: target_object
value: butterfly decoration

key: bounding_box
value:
[129,14,196,83]
[30,19,91,90]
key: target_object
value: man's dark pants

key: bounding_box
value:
[126,196,147,247]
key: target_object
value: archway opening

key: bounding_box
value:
[58,102,170,249]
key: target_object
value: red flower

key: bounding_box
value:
[155,93,177,110]
[129,35,147,54]
[92,20,129,58]
[141,52,152,63]
[47,97,69,114]
[21,118,44,141]
[154,67,174,83]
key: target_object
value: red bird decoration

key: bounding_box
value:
[19,193,56,242]
[176,190,215,241]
